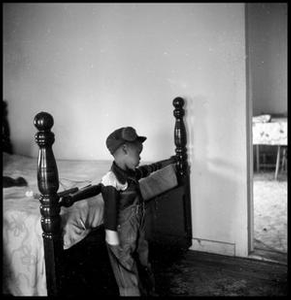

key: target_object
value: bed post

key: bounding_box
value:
[34,112,62,296]
[173,97,192,248]
[2,100,13,154]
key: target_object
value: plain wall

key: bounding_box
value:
[3,3,249,257]
[247,3,287,116]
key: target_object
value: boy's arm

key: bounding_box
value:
[136,156,176,179]
[101,184,120,246]
[59,184,101,207]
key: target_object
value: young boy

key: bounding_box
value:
[101,126,156,297]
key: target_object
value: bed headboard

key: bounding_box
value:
[34,97,191,296]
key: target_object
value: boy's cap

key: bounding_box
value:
[106,126,147,154]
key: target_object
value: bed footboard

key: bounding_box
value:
[33,97,192,296]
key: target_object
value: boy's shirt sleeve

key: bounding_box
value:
[101,184,119,231]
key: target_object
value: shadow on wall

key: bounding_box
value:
[187,95,241,255]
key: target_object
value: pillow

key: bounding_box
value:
[60,194,104,250]
[139,164,178,201]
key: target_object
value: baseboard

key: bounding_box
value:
[190,237,236,256]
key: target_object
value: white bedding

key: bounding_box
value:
[3,153,111,296]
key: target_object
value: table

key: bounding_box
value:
[253,117,287,180]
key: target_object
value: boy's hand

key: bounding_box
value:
[59,195,73,207]
[105,229,120,245]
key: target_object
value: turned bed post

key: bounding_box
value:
[173,97,192,247]
[34,112,62,296]
[2,100,13,154]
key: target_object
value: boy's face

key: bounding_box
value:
[124,141,143,170]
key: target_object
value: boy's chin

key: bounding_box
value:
[129,164,139,170]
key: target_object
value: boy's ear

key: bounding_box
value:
[121,144,128,154]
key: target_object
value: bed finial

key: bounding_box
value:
[34,111,54,130]
[34,112,62,296]
[34,112,59,192]
[173,97,188,180]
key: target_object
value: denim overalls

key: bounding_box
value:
[102,164,155,296]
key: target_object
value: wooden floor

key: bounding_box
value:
[61,234,288,297]
[152,247,288,297]
[251,239,288,265]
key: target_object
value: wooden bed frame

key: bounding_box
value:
[34,97,192,296]
[2,100,13,154]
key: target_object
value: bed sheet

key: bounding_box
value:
[3,153,111,296]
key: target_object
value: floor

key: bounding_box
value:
[61,238,288,297]
[152,247,288,297]
[250,169,287,264]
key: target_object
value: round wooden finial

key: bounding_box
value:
[34,112,54,131]
[173,97,185,108]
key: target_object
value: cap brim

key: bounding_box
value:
[137,136,147,143]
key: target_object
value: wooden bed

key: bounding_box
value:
[3,97,192,296]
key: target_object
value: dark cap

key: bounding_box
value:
[106,126,147,155]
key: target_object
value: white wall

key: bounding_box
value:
[247,3,287,116]
[3,3,249,257]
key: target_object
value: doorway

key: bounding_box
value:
[246,3,287,264]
